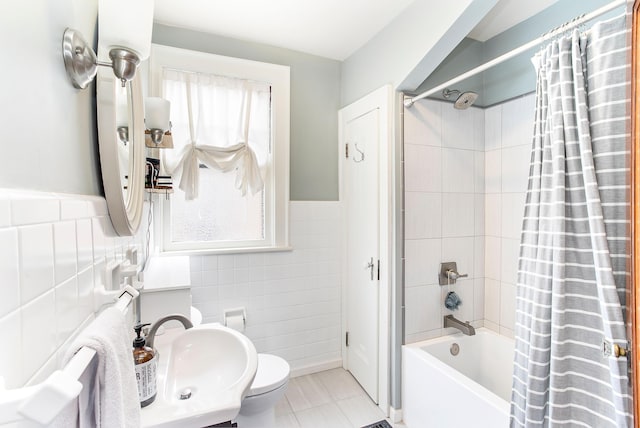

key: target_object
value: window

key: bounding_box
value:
[150,45,290,253]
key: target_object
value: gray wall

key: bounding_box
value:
[340,0,498,107]
[481,0,621,106]
[6,0,605,198]
[412,38,485,104]
[0,0,102,195]
[152,24,341,201]
[416,0,622,107]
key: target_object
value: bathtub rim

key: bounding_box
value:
[402,328,513,414]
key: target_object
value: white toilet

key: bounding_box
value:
[234,353,290,428]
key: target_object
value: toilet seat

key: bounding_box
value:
[247,354,290,397]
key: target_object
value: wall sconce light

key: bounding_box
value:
[116,86,130,144]
[145,97,173,148]
[117,126,129,145]
[62,0,154,89]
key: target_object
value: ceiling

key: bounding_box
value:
[153,0,560,61]
[468,0,560,42]
[153,0,415,61]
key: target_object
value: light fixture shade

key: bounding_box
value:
[145,97,171,131]
[98,0,154,62]
[115,85,129,128]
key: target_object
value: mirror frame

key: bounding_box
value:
[96,66,146,236]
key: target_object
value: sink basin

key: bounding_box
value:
[140,323,257,428]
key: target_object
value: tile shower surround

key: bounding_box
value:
[484,95,534,337]
[0,189,146,389]
[403,94,535,343]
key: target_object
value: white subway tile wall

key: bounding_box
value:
[403,100,486,344]
[442,149,475,193]
[404,145,442,192]
[442,106,484,151]
[0,189,146,389]
[189,201,342,373]
[404,192,442,239]
[403,94,535,343]
[483,94,535,338]
[403,99,442,146]
[0,228,20,317]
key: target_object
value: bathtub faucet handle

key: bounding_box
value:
[439,262,468,285]
[446,269,468,280]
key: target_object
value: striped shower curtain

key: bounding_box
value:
[510,15,631,428]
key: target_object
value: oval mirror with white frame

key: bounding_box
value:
[96,65,145,236]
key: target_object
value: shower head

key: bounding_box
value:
[454,91,478,109]
[442,88,478,110]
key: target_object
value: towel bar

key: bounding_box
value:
[0,284,139,426]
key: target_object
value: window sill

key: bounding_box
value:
[158,245,293,257]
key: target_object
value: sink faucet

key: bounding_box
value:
[444,315,475,336]
[146,314,194,349]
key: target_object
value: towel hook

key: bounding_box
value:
[353,143,365,163]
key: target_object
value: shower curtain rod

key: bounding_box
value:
[403,0,626,108]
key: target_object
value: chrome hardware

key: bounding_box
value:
[439,262,468,285]
[62,28,142,89]
[450,343,460,356]
[353,143,365,162]
[366,257,375,281]
[444,315,475,336]
[147,314,194,349]
[62,28,97,89]
[447,270,468,280]
[179,388,192,400]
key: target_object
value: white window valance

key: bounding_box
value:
[161,69,270,200]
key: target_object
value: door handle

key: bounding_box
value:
[365,257,374,281]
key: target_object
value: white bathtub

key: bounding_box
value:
[402,328,514,428]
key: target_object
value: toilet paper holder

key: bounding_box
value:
[223,307,246,329]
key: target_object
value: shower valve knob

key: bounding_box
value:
[446,269,468,280]
[439,262,467,285]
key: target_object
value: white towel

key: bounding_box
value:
[51,307,140,428]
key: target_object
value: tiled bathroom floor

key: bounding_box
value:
[275,368,406,428]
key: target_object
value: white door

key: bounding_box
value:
[344,108,380,402]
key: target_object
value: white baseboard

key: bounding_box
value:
[290,358,342,378]
[389,407,403,423]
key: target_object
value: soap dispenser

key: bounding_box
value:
[133,323,157,407]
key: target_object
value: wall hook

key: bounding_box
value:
[353,143,365,163]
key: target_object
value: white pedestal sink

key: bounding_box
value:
[140,323,258,428]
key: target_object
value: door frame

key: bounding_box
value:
[339,85,394,415]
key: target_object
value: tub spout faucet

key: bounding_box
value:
[444,315,475,336]
[146,314,194,349]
